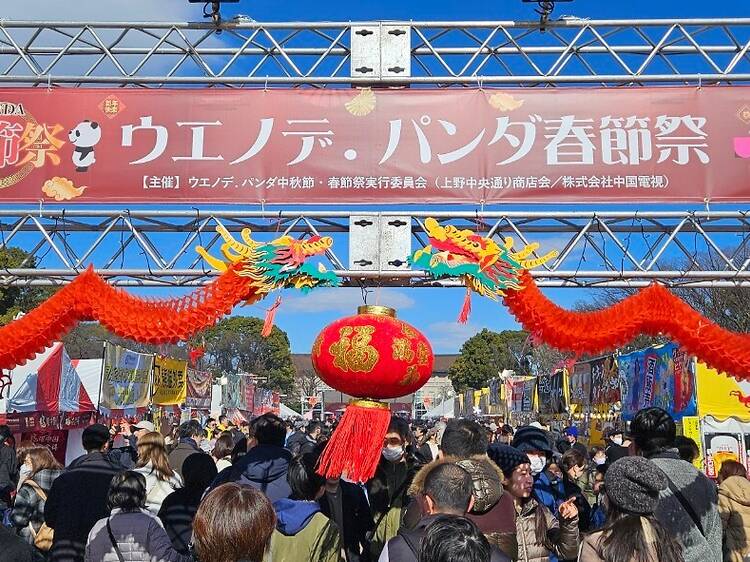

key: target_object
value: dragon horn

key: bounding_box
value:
[521,250,559,269]
[196,246,228,272]
[511,243,541,261]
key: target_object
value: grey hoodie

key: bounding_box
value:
[649,450,722,562]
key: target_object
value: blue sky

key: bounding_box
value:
[3,0,748,355]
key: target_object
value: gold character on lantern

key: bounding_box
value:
[417,342,430,367]
[399,365,420,386]
[401,325,417,339]
[329,325,379,373]
[392,338,415,362]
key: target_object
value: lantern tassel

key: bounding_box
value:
[261,296,282,337]
[317,399,391,483]
[458,286,472,324]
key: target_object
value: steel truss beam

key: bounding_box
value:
[1,209,750,288]
[0,19,749,86]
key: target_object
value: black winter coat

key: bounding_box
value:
[319,480,373,562]
[44,452,120,562]
[0,444,18,510]
[158,486,205,555]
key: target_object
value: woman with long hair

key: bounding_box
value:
[192,482,276,562]
[134,432,183,513]
[579,456,683,562]
[85,471,189,562]
[211,433,234,472]
[12,445,63,552]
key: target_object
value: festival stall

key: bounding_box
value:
[1,342,98,464]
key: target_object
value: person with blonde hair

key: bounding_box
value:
[133,432,183,513]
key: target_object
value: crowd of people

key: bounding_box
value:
[0,406,742,561]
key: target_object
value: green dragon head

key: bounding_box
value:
[410,217,557,300]
[196,225,340,301]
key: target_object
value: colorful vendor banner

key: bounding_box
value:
[1,87,750,205]
[521,378,536,412]
[537,370,566,415]
[619,342,697,421]
[696,362,750,420]
[590,355,620,406]
[185,368,212,410]
[100,343,153,412]
[151,356,188,406]
[569,362,592,406]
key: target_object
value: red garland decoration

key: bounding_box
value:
[0,263,256,371]
[504,271,750,380]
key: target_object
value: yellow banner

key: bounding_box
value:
[682,416,703,470]
[152,356,188,406]
[696,363,750,421]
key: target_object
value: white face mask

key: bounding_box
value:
[594,456,607,466]
[382,446,404,462]
[527,454,546,475]
[611,436,623,446]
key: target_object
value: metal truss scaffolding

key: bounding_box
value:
[1,209,749,289]
[2,19,750,289]
[0,18,749,86]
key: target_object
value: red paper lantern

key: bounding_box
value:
[311,305,434,399]
[312,305,434,482]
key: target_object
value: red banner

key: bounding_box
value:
[20,430,68,465]
[7,411,96,433]
[0,87,749,204]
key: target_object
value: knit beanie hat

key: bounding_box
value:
[604,456,667,515]
[511,426,552,455]
[487,444,530,477]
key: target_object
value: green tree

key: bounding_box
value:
[63,322,186,359]
[449,329,528,392]
[201,316,295,394]
[0,247,56,325]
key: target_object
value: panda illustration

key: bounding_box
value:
[69,120,102,172]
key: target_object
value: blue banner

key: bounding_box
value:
[619,342,697,421]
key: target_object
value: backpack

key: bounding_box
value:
[22,479,54,551]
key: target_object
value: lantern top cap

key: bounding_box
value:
[357,305,396,318]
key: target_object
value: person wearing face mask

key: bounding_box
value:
[603,428,629,465]
[511,426,566,523]
[490,445,579,562]
[367,416,421,561]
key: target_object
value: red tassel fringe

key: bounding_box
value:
[317,400,391,483]
[261,296,282,337]
[458,287,472,324]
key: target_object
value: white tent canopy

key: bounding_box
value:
[279,403,301,418]
[424,397,455,419]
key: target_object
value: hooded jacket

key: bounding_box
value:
[133,462,183,514]
[381,514,511,562]
[231,444,292,503]
[515,497,579,562]
[406,455,517,560]
[270,498,342,562]
[719,475,750,562]
[648,450,722,562]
